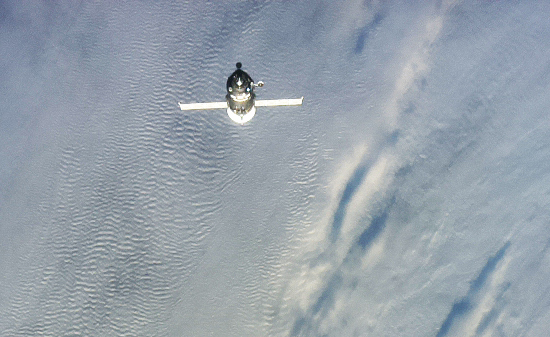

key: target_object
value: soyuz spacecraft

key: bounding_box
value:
[178,63,303,124]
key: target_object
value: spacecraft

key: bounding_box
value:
[178,63,303,124]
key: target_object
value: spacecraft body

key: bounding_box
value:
[178,63,303,124]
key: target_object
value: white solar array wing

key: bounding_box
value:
[255,97,304,107]
[178,101,228,110]
[178,97,303,111]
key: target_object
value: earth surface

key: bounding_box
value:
[1,1,550,336]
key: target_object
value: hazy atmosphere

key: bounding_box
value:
[1,1,550,336]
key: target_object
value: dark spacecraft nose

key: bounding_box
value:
[227,63,254,98]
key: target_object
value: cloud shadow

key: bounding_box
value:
[436,242,511,337]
